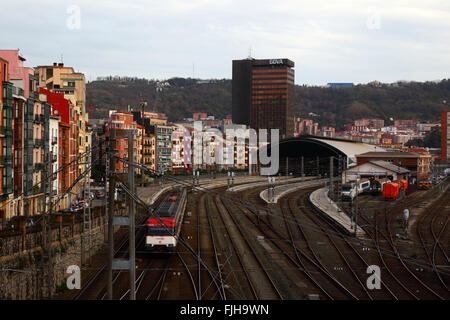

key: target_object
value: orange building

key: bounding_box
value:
[107,111,137,173]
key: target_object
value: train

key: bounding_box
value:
[145,187,187,252]
[341,178,371,201]
[383,182,399,200]
[370,178,391,194]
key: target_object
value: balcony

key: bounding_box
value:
[12,86,25,97]
[0,155,12,166]
[34,139,45,146]
[0,127,12,136]
[33,114,45,124]
[34,163,45,171]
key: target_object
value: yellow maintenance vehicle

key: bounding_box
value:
[418,177,431,190]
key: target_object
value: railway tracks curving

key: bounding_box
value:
[354,181,449,300]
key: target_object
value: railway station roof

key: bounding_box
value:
[266,135,383,165]
[345,160,410,175]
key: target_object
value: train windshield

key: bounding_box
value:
[342,186,352,191]
[148,227,174,236]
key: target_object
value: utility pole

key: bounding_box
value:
[316,156,320,177]
[107,129,116,300]
[354,177,359,234]
[231,171,234,189]
[104,153,109,242]
[337,155,343,202]
[329,157,334,201]
[82,148,92,266]
[42,150,54,299]
[301,156,304,178]
[286,157,289,176]
[128,131,136,300]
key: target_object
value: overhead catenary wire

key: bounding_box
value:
[118,157,450,276]
[0,144,100,212]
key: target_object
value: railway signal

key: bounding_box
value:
[403,208,410,233]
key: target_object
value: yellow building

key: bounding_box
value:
[142,134,156,172]
[35,63,89,200]
[142,111,167,126]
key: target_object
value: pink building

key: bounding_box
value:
[0,50,34,98]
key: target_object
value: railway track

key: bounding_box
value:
[207,196,259,299]
[215,195,284,299]
[226,184,362,299]
[416,190,450,294]
[286,192,378,299]
[295,192,399,300]
[354,182,449,300]
[175,191,225,300]
[74,178,448,300]
[244,186,363,299]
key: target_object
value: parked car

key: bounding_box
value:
[77,199,90,208]
[95,190,105,198]
[70,206,83,213]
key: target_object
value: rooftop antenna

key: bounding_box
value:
[248,46,253,59]
[139,92,147,114]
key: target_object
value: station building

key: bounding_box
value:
[342,160,410,184]
[355,151,431,179]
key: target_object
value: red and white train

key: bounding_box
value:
[145,187,187,252]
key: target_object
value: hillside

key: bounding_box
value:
[86,77,450,130]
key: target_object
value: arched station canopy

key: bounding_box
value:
[263,135,382,162]
[259,136,384,175]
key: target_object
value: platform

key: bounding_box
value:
[260,178,327,204]
[197,175,278,190]
[228,176,316,192]
[309,187,365,237]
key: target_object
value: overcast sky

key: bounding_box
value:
[1,0,450,85]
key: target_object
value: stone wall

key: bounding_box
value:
[0,212,107,299]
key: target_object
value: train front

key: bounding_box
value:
[145,217,176,251]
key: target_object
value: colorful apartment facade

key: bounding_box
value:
[0,57,13,220]
[0,50,90,221]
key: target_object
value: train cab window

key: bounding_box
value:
[148,227,174,236]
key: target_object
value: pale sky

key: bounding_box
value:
[1,0,450,85]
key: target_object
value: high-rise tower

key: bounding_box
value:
[232,58,295,139]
